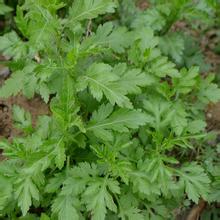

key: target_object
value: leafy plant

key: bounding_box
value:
[0,0,12,15]
[0,0,219,219]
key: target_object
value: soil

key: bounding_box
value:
[137,0,150,10]
[203,29,220,131]
[206,102,220,130]
[0,94,49,139]
[201,29,220,73]
[0,53,50,139]
[0,62,49,139]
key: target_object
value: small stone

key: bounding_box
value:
[207,113,212,118]
[3,107,8,112]
[0,66,10,78]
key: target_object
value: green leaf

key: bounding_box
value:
[171,103,188,136]
[120,207,145,220]
[0,175,13,211]
[114,63,155,94]
[81,22,131,54]
[0,63,36,98]
[177,163,210,203]
[69,0,117,22]
[39,83,50,103]
[173,66,199,94]
[134,158,173,195]
[134,28,159,51]
[77,63,132,108]
[51,75,85,132]
[159,32,185,63]
[0,70,24,98]
[54,139,66,170]
[15,6,29,37]
[208,166,220,202]
[12,105,32,133]
[37,0,66,14]
[198,75,220,103]
[40,213,50,220]
[77,63,151,108]
[45,172,66,193]
[131,171,161,196]
[87,104,149,141]
[52,195,79,220]
[201,84,220,103]
[0,0,12,15]
[15,176,39,216]
[187,119,206,134]
[0,31,27,60]
[149,56,180,78]
[143,98,175,131]
[23,4,61,51]
[132,7,166,31]
[82,177,120,220]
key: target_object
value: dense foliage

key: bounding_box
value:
[0,0,220,219]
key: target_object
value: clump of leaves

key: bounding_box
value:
[0,0,220,219]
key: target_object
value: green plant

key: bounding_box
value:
[0,0,219,219]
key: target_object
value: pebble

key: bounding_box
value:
[0,66,10,78]
[207,113,212,118]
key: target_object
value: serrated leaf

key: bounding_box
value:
[187,120,206,134]
[198,76,220,103]
[132,8,166,31]
[113,63,155,94]
[51,75,85,132]
[15,176,39,216]
[0,64,36,98]
[177,163,210,203]
[134,28,159,51]
[171,103,188,136]
[208,166,220,202]
[173,66,199,94]
[54,140,66,170]
[39,83,50,103]
[23,4,61,51]
[0,31,27,60]
[83,178,120,220]
[77,63,151,108]
[52,195,79,220]
[15,6,29,36]
[0,0,12,15]
[0,175,12,211]
[131,171,161,196]
[87,103,149,141]
[69,0,116,22]
[159,32,185,63]
[0,70,24,98]
[40,213,50,220]
[143,98,175,131]
[81,22,131,54]
[12,105,32,132]
[149,56,180,78]
[77,63,132,108]
[122,207,145,220]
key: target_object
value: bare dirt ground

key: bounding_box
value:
[0,94,49,139]
[0,55,49,139]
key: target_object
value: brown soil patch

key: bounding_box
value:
[0,94,49,139]
[206,102,220,130]
[201,29,220,72]
[0,100,11,138]
[0,54,49,139]
[136,0,150,10]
